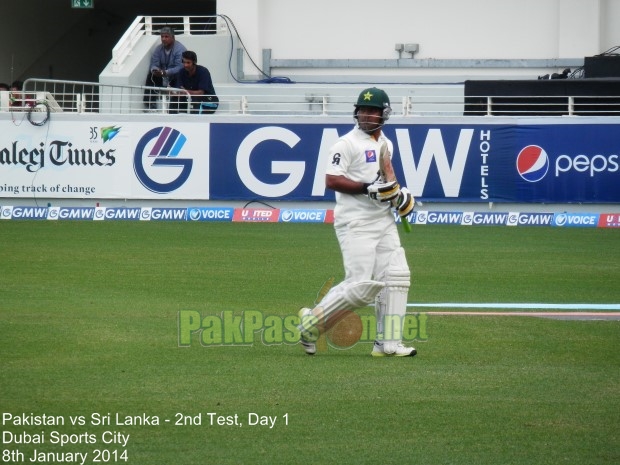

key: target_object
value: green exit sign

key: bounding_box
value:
[72,0,94,8]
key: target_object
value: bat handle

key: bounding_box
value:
[391,198,412,233]
[401,216,412,233]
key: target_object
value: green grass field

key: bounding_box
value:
[1,221,619,465]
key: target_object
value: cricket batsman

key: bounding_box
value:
[298,87,416,356]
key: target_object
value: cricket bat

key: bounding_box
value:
[314,276,334,306]
[313,276,334,352]
[379,142,412,233]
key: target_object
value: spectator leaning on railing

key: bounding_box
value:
[143,26,186,110]
[169,50,219,115]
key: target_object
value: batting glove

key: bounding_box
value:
[367,180,400,202]
[396,187,415,217]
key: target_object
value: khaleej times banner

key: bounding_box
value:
[0,118,619,202]
[0,121,210,200]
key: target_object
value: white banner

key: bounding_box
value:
[0,119,210,199]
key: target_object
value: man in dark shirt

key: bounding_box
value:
[169,51,219,114]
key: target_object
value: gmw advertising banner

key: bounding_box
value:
[208,121,620,203]
[1,118,619,202]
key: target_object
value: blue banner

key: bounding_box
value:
[3,204,618,228]
[208,122,620,203]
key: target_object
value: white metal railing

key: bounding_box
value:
[6,79,620,117]
[467,95,620,116]
[111,16,224,73]
[17,79,193,115]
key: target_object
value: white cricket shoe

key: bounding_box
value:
[371,340,417,357]
[298,307,317,355]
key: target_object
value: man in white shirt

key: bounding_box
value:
[298,87,416,357]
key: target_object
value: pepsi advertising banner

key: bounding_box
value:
[209,121,620,203]
[510,124,619,203]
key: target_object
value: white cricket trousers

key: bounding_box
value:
[335,216,404,283]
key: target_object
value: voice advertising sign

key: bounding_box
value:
[208,121,620,203]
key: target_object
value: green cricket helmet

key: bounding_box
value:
[355,87,390,109]
[354,87,392,132]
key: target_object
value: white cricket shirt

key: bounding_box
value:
[325,126,395,226]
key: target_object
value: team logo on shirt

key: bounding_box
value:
[365,150,377,163]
